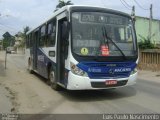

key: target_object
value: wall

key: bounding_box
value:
[138,49,160,71]
[135,16,160,44]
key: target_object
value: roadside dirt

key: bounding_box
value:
[138,70,160,83]
[0,52,65,113]
[0,52,19,113]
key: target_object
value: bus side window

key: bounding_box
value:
[39,25,46,47]
[119,27,125,42]
[28,35,30,48]
[30,33,33,48]
[47,20,56,47]
[26,35,30,48]
[26,35,28,48]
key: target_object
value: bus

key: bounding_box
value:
[25,5,138,90]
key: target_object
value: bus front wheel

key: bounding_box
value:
[49,69,60,91]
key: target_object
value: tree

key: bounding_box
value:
[20,26,30,47]
[2,32,15,49]
[23,26,30,35]
[15,26,30,48]
[55,0,73,10]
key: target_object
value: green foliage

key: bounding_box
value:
[138,35,155,49]
[3,40,10,49]
[17,26,30,48]
[2,32,15,49]
[23,26,30,35]
[55,0,73,11]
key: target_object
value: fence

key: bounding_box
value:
[138,49,160,71]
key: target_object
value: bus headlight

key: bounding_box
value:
[70,62,88,77]
[131,67,138,75]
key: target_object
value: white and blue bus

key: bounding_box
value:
[25,5,138,90]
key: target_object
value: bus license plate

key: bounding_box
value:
[105,80,117,85]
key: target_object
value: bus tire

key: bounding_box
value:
[28,59,33,74]
[49,68,60,91]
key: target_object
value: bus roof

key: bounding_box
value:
[27,5,131,35]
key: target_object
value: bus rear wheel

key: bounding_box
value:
[49,69,60,91]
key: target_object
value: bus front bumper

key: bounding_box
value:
[67,71,138,90]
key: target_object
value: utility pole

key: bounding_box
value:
[149,4,153,40]
[2,39,4,50]
[131,6,135,24]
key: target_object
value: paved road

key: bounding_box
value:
[0,51,160,114]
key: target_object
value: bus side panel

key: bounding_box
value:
[36,48,48,78]
[32,31,39,71]
[36,47,57,79]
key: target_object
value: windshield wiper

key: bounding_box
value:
[102,26,127,60]
[102,27,109,47]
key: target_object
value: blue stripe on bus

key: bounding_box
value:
[36,48,69,87]
[77,61,137,79]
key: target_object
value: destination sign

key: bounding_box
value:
[81,13,127,25]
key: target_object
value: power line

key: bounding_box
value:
[0,23,17,31]
[133,0,149,10]
[120,0,132,10]
[101,0,133,10]
[122,0,132,8]
[0,27,14,32]
[0,29,15,34]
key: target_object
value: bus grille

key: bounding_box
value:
[89,72,130,79]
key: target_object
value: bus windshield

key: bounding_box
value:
[71,12,137,57]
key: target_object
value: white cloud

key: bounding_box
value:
[1,9,21,18]
[0,0,159,38]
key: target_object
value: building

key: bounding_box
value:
[135,16,160,45]
[14,32,25,54]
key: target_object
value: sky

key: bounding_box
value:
[0,0,159,39]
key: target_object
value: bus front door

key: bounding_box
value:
[33,31,39,70]
[57,18,68,86]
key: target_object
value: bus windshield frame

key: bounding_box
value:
[71,11,138,62]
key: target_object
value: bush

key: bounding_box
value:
[138,35,155,49]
